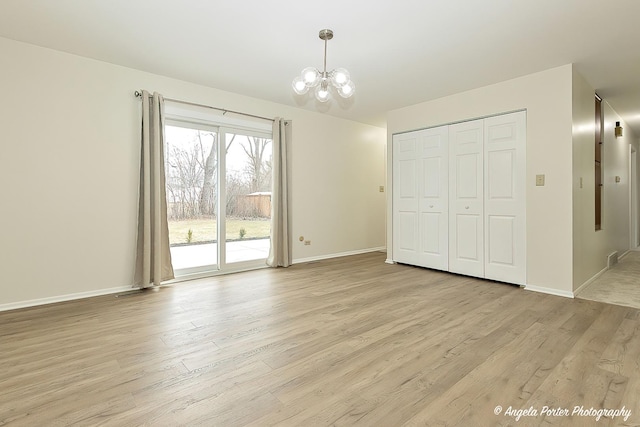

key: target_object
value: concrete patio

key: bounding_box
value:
[170,238,270,270]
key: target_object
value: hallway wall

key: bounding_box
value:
[572,68,640,291]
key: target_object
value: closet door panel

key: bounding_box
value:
[393,133,419,265]
[418,126,449,270]
[484,111,526,285]
[449,120,484,277]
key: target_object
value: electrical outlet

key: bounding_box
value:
[304,240,311,245]
[536,174,545,186]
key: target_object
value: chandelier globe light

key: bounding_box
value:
[292,29,355,103]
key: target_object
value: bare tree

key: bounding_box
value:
[166,143,204,219]
[199,132,238,216]
[198,131,217,216]
[241,137,272,193]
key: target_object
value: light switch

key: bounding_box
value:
[580,177,583,188]
[536,174,545,186]
[379,185,385,192]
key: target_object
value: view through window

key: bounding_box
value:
[164,122,272,274]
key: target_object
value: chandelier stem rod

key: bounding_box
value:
[323,37,328,74]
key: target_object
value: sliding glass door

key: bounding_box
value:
[224,131,272,264]
[164,121,272,276]
[164,123,219,272]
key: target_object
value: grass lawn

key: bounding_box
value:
[169,217,270,245]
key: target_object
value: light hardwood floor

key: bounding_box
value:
[2,252,640,426]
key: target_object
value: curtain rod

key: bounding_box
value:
[134,90,274,123]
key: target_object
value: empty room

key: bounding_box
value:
[2,1,640,425]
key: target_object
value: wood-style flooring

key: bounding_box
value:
[2,252,640,426]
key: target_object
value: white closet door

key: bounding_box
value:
[449,119,484,277]
[418,126,449,270]
[484,111,526,285]
[393,132,420,265]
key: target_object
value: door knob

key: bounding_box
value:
[465,206,470,209]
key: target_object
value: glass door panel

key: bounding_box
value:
[224,131,272,264]
[165,124,219,272]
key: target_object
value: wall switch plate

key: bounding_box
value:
[536,174,545,186]
[580,177,583,188]
[379,185,385,192]
[616,176,621,183]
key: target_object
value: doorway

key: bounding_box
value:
[164,121,272,277]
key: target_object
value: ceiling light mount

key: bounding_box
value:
[292,29,355,103]
[318,29,333,41]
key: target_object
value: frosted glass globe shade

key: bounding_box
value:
[292,76,309,95]
[331,68,350,87]
[337,80,355,98]
[315,85,330,102]
[302,67,320,87]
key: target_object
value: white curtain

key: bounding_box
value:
[267,118,292,267]
[134,91,174,287]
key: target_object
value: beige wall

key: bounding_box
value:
[387,65,574,296]
[601,102,639,255]
[0,37,386,309]
[572,69,606,289]
[572,67,639,291]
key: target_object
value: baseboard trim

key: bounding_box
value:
[573,266,608,296]
[385,258,396,265]
[1,247,387,312]
[524,284,574,299]
[0,285,133,313]
[293,246,387,265]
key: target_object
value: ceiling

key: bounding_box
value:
[1,0,639,133]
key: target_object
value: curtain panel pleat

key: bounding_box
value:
[267,118,292,267]
[134,90,174,287]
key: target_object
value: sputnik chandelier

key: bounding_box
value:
[292,29,355,103]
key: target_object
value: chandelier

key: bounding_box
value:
[292,29,355,103]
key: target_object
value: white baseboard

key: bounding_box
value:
[1,248,388,312]
[385,259,396,265]
[573,266,608,296]
[293,246,387,265]
[524,284,574,299]
[0,285,133,313]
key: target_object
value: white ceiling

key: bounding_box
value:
[1,0,639,133]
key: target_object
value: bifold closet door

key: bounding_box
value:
[393,126,449,270]
[484,111,526,285]
[393,132,420,266]
[449,119,484,277]
[417,126,448,270]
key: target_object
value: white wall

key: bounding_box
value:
[387,65,574,296]
[0,37,386,309]
[572,69,607,289]
[572,68,639,291]
[601,103,639,255]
